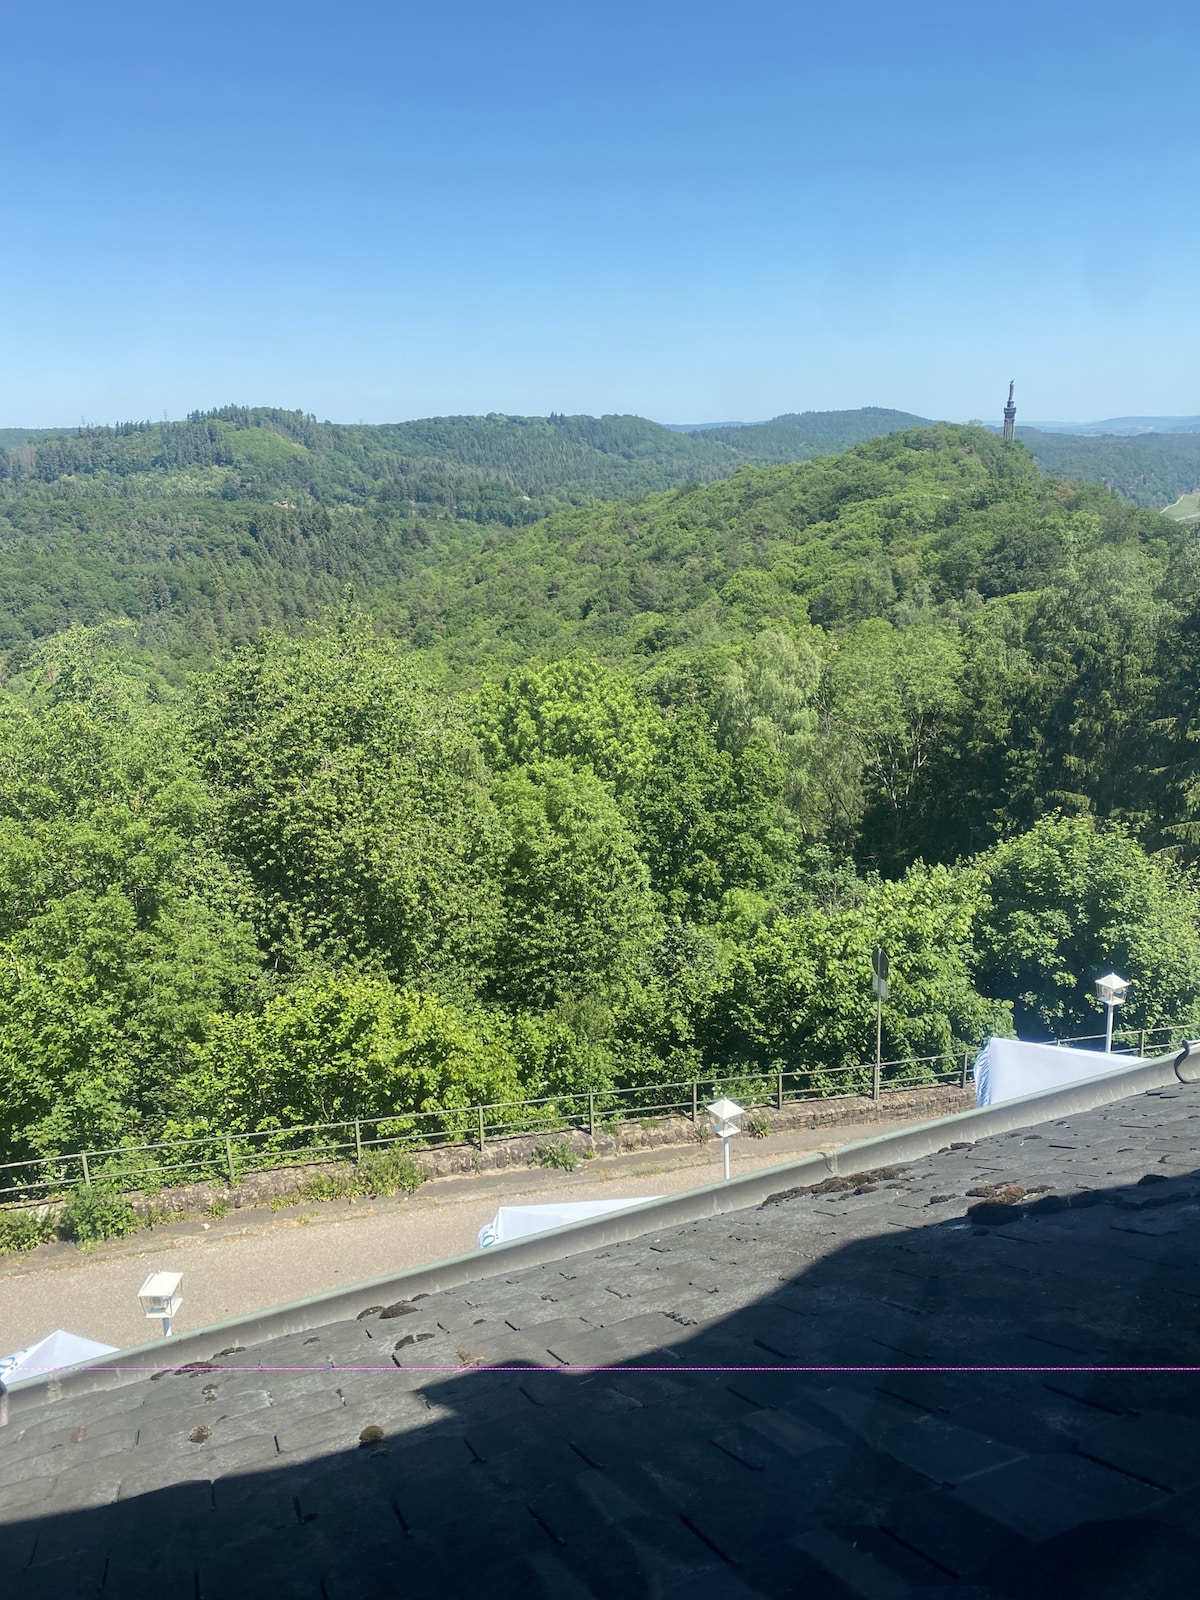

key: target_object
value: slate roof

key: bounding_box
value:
[5,1079,1200,1598]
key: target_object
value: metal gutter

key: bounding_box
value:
[3,1044,1191,1422]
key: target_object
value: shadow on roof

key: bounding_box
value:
[4,1163,1200,1598]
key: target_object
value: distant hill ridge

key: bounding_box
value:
[1022,415,1200,436]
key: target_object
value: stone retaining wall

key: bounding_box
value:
[134,1082,972,1217]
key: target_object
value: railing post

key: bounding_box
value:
[354,1119,362,1162]
[225,1136,236,1188]
[691,1081,698,1124]
[1138,1028,1146,1057]
[776,1069,784,1112]
[588,1093,595,1140]
[477,1105,485,1150]
[961,1050,970,1089]
[80,1151,92,1187]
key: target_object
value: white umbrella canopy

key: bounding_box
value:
[0,1329,117,1387]
[973,1036,1147,1107]
[478,1197,662,1248]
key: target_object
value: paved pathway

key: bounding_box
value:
[0,1109,938,1354]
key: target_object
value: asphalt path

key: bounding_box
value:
[0,1109,937,1355]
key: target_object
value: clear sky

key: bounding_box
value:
[3,0,1197,427]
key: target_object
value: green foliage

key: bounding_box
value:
[356,1147,426,1196]
[631,711,794,920]
[3,418,1200,1173]
[184,972,524,1136]
[490,762,658,1008]
[0,406,942,660]
[188,613,503,992]
[1019,427,1200,508]
[697,861,1009,1082]
[973,814,1200,1040]
[0,640,262,1164]
[58,1182,140,1246]
[0,1206,56,1254]
[278,1150,427,1206]
[478,659,658,796]
[744,1111,771,1138]
[529,1138,579,1172]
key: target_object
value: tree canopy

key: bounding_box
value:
[4,416,1200,1171]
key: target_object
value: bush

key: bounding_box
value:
[0,1206,56,1254]
[745,1110,771,1138]
[529,1138,578,1172]
[268,1149,428,1208]
[356,1148,426,1196]
[59,1182,140,1246]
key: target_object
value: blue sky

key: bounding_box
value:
[2,0,1197,426]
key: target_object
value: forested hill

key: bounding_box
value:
[0,406,932,527]
[397,423,1174,670]
[688,407,930,458]
[9,421,1200,1175]
[0,405,932,656]
[1016,426,1200,508]
[0,400,1196,662]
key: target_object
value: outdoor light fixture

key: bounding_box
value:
[138,1271,183,1337]
[1095,972,1130,1053]
[707,1097,744,1181]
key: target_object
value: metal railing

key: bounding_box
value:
[1053,1023,1177,1055]
[0,1022,1180,1208]
[0,1046,975,1207]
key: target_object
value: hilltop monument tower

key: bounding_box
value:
[1002,380,1016,442]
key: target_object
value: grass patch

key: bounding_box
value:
[745,1111,771,1139]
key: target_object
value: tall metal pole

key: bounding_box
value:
[1105,1001,1114,1053]
[722,1137,730,1181]
[874,993,882,1100]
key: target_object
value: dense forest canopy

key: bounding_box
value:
[1015,426,1200,509]
[5,416,1200,1175]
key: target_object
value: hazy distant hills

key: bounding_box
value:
[5,404,1199,520]
[1023,416,1200,436]
[0,406,935,527]
[0,427,65,449]
[0,400,1193,665]
[1014,428,1200,509]
[689,408,932,459]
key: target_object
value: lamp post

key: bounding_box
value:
[1095,972,1130,1053]
[871,948,889,1100]
[707,1098,744,1181]
[138,1271,183,1338]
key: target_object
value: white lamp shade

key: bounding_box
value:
[138,1271,183,1320]
[1095,972,1130,1004]
[707,1097,744,1123]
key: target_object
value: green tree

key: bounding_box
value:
[0,671,259,1163]
[631,709,794,921]
[489,762,658,1011]
[703,862,1005,1079]
[974,814,1200,1040]
[824,619,963,866]
[188,611,504,995]
[714,627,825,830]
[184,973,523,1135]
[477,658,658,796]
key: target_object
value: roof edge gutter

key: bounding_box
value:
[3,1044,1190,1421]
